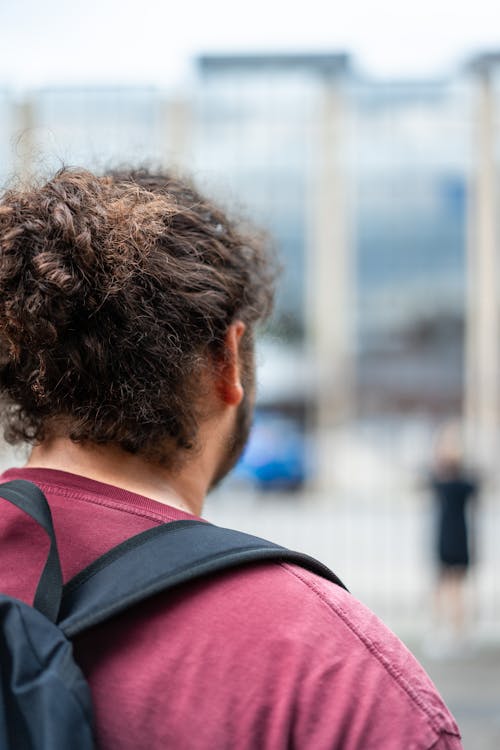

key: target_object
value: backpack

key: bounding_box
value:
[0,479,347,749]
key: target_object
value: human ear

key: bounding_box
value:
[216,320,246,406]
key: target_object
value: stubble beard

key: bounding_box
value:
[209,375,255,492]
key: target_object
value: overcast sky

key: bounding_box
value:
[1,0,500,91]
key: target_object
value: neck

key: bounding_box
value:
[26,438,208,516]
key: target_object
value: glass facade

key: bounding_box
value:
[0,58,491,419]
[191,65,320,341]
[352,80,471,414]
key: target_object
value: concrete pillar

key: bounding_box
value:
[161,96,193,172]
[12,97,36,185]
[306,75,354,493]
[465,68,500,472]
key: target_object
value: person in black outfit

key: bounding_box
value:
[432,473,477,570]
[430,425,479,641]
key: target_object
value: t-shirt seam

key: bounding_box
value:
[280,562,460,739]
[22,482,175,524]
[427,731,462,748]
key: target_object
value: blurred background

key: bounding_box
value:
[1,1,499,746]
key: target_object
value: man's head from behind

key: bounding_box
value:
[0,168,275,484]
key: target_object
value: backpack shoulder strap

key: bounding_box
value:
[0,479,63,622]
[59,520,348,638]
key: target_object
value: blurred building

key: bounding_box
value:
[1,53,500,478]
[192,58,472,417]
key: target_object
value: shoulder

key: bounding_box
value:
[244,561,462,748]
[76,549,462,749]
[164,559,462,746]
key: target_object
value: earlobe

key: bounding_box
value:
[217,321,246,406]
[225,380,244,406]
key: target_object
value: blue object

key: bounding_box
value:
[233,412,307,489]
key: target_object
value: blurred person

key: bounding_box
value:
[0,168,462,749]
[429,422,480,646]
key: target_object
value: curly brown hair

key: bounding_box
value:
[0,167,275,465]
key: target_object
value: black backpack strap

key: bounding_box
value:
[0,480,63,622]
[59,520,348,638]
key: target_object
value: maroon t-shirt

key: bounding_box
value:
[0,467,462,749]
